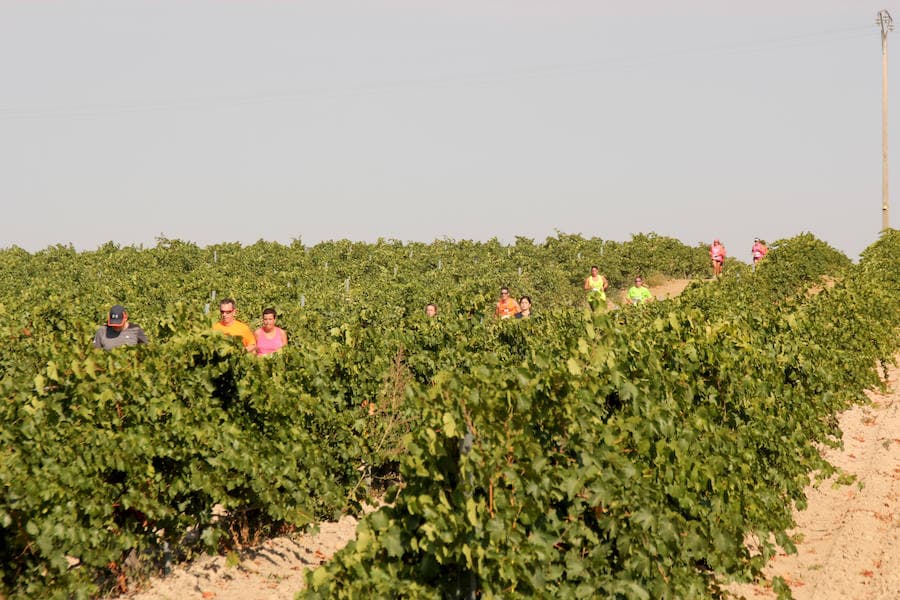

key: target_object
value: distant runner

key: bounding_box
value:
[93,304,149,350]
[495,286,520,319]
[710,239,726,278]
[626,277,654,305]
[583,266,609,300]
[751,238,768,269]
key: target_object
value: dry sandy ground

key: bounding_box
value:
[128,519,358,600]
[728,360,900,600]
[649,277,694,300]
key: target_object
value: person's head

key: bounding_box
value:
[500,286,510,299]
[754,237,760,243]
[714,239,720,245]
[425,303,437,317]
[519,296,531,312]
[219,298,237,324]
[262,307,277,330]
[591,266,599,276]
[107,304,128,331]
[634,276,644,287]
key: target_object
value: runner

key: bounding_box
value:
[583,266,609,300]
[514,296,532,319]
[710,239,726,278]
[93,304,149,350]
[213,298,256,352]
[625,277,654,305]
[494,286,520,319]
[254,308,287,356]
[751,238,768,270]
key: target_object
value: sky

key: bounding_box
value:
[0,1,895,259]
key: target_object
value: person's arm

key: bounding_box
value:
[280,328,288,347]
[92,328,103,349]
[135,325,149,345]
[602,276,609,291]
[583,277,591,291]
[242,326,257,353]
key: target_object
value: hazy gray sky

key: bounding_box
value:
[0,1,893,258]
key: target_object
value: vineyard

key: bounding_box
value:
[0,231,897,599]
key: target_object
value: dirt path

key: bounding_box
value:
[649,277,694,300]
[128,518,358,600]
[729,360,900,599]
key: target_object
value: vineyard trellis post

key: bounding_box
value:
[879,9,893,231]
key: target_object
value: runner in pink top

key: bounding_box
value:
[710,239,726,278]
[751,238,768,269]
[254,308,287,356]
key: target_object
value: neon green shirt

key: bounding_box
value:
[627,285,653,304]
[586,275,607,301]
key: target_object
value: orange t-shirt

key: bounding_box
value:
[213,320,256,348]
[495,297,520,318]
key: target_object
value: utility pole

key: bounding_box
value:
[878,9,893,231]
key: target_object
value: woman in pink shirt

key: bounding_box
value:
[255,308,288,355]
[710,239,726,278]
[751,238,768,269]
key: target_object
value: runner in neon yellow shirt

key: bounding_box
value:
[626,277,654,305]
[583,266,608,301]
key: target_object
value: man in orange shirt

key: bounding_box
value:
[212,298,256,352]
[495,286,520,319]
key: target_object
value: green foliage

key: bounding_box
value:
[301,232,900,600]
[0,231,897,599]
[0,333,371,597]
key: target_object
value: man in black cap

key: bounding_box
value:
[93,304,149,350]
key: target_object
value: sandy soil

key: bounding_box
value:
[649,277,694,300]
[728,360,900,600]
[128,518,359,600]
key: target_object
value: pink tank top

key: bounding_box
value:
[255,327,286,355]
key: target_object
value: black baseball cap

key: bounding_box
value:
[108,305,126,325]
